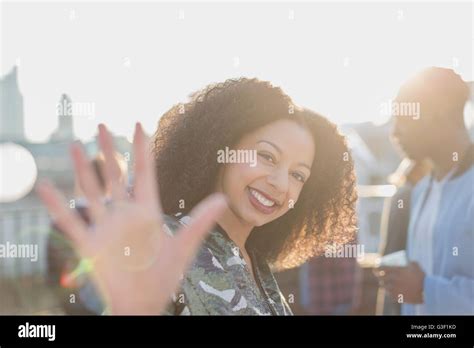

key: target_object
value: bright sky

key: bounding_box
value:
[1,1,472,142]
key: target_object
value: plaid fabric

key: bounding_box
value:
[299,255,358,315]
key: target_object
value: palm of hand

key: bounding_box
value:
[38,123,226,314]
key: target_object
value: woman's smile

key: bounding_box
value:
[247,186,281,215]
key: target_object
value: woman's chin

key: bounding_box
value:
[238,211,264,227]
[243,211,277,227]
[237,203,283,227]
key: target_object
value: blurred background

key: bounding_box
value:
[1,0,472,314]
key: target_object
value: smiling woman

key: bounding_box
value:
[152,78,358,315]
[37,78,358,316]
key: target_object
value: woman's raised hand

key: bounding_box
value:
[37,123,227,314]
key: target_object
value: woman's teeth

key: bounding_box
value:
[249,188,276,207]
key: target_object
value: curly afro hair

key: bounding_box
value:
[152,78,358,270]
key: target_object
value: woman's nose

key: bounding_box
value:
[266,168,288,194]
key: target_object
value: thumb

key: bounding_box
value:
[171,193,228,270]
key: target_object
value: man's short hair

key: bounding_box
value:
[397,67,469,123]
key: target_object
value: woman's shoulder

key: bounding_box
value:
[161,213,231,268]
[161,213,184,235]
[161,214,292,315]
[163,213,228,246]
[161,214,241,314]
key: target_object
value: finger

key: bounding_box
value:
[171,193,228,271]
[97,124,127,201]
[381,269,398,279]
[373,268,386,278]
[70,142,107,222]
[379,267,401,276]
[36,180,89,254]
[380,277,394,290]
[132,122,162,216]
[383,273,401,289]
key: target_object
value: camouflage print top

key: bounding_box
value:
[162,214,293,316]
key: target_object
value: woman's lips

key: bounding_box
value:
[247,187,279,215]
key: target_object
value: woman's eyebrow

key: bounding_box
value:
[257,140,312,170]
[257,140,282,154]
[298,163,312,171]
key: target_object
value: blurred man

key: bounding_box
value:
[376,159,431,315]
[377,67,473,314]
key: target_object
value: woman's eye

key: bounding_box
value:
[258,153,275,164]
[292,172,306,183]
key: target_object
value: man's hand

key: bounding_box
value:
[375,262,425,304]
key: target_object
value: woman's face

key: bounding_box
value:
[216,119,315,227]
